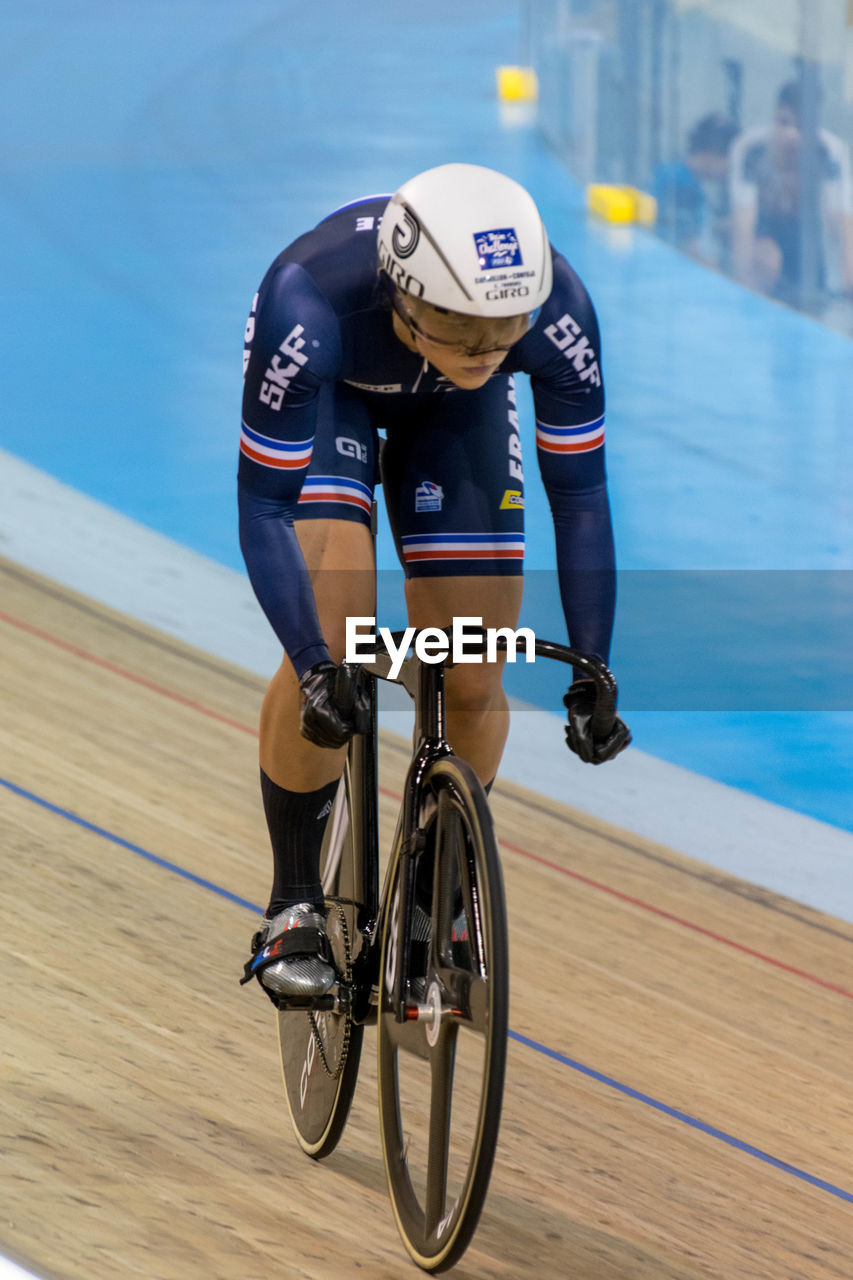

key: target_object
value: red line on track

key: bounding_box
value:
[0,611,258,737]
[4,608,851,1002]
[498,838,853,1000]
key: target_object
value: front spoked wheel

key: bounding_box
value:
[278,771,364,1159]
[377,755,508,1272]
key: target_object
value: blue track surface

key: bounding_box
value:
[2,2,851,829]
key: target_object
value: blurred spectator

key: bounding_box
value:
[653,112,738,264]
[730,80,853,302]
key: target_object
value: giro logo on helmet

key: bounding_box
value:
[378,240,425,296]
[392,208,421,259]
[486,285,530,301]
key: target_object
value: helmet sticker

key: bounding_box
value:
[474,228,522,270]
[392,208,421,259]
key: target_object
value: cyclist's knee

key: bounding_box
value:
[445,662,507,716]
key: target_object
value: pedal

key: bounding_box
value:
[273,984,348,1014]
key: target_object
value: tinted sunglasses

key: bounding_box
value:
[392,295,538,358]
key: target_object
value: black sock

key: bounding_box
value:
[260,769,338,917]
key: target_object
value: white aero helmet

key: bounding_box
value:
[377,162,553,319]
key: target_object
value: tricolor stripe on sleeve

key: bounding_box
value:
[297,475,373,515]
[240,421,313,469]
[400,532,525,564]
[536,414,605,454]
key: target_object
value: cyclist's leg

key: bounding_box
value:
[260,517,375,792]
[382,375,525,785]
[247,388,377,997]
[404,574,521,784]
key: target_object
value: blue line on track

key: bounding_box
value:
[5,772,852,1206]
[0,776,260,913]
[508,1030,853,1204]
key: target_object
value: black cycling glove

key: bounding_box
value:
[563,680,632,765]
[299,661,371,750]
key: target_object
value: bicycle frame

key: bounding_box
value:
[337,628,619,1025]
[339,643,454,1026]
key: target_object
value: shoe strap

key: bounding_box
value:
[240,925,332,986]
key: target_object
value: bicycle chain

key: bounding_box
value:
[307,899,352,1080]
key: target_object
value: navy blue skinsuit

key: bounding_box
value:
[240,196,615,677]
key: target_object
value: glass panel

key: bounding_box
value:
[528,0,853,332]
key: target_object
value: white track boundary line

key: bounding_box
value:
[0,1257,42,1279]
[2,446,852,920]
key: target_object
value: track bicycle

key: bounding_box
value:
[273,628,620,1272]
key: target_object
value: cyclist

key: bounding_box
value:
[239,163,630,1000]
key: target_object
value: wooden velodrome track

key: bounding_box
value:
[1,555,851,1280]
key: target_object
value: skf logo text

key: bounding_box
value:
[260,324,309,411]
[544,313,602,387]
